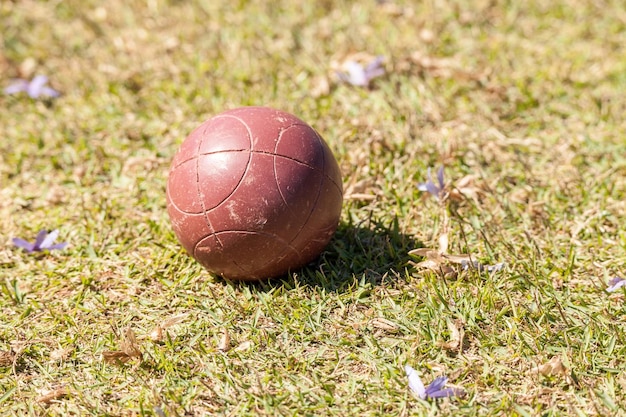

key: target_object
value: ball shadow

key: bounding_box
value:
[307,217,421,291]
[234,216,422,293]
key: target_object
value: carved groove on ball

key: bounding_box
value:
[166,107,343,280]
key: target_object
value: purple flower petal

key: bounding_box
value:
[425,376,463,399]
[39,86,60,97]
[425,376,448,394]
[39,229,61,250]
[12,238,35,253]
[337,56,385,87]
[13,229,67,253]
[46,242,68,251]
[4,75,59,98]
[4,79,29,95]
[344,61,368,87]
[33,230,49,250]
[418,166,446,200]
[365,55,383,71]
[405,365,426,399]
[427,387,462,398]
[436,166,445,189]
[607,276,626,292]
[27,75,49,98]
[405,366,462,400]
[365,56,385,78]
[425,180,441,197]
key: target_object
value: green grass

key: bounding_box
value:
[1,0,625,415]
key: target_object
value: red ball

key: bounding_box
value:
[166,107,343,281]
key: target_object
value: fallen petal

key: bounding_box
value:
[39,86,61,97]
[4,79,28,95]
[425,376,448,393]
[436,166,445,189]
[607,276,626,292]
[12,238,35,253]
[427,387,462,398]
[39,229,60,249]
[405,365,426,399]
[27,75,49,98]
[33,230,49,250]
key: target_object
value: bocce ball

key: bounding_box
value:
[166,107,343,281]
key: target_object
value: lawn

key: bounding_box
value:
[1,0,625,415]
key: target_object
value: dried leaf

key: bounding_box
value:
[532,356,567,377]
[151,314,188,342]
[439,319,465,352]
[162,314,188,329]
[150,324,164,342]
[411,259,457,278]
[410,244,503,278]
[234,340,252,352]
[408,247,439,258]
[102,350,133,364]
[121,327,142,359]
[369,317,399,332]
[442,253,472,264]
[413,259,442,271]
[409,248,457,277]
[438,232,449,255]
[218,329,230,352]
[449,174,483,202]
[103,327,142,364]
[37,387,69,404]
[122,154,161,174]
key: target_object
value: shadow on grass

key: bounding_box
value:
[231,216,422,293]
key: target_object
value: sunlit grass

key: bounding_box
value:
[1,0,625,415]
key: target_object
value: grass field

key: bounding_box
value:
[1,0,625,415]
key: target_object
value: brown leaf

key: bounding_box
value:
[234,341,252,352]
[409,51,482,81]
[102,350,133,364]
[121,327,142,359]
[438,232,449,255]
[37,387,69,404]
[439,319,465,352]
[378,1,414,18]
[151,314,188,342]
[150,324,164,343]
[532,356,567,377]
[162,314,188,329]
[449,174,483,202]
[409,248,449,269]
[413,259,442,271]
[410,246,489,279]
[218,329,230,352]
[442,253,472,264]
[408,247,438,258]
[369,317,400,333]
[103,327,142,364]
[410,260,457,277]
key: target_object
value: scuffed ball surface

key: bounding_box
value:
[166,107,343,281]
